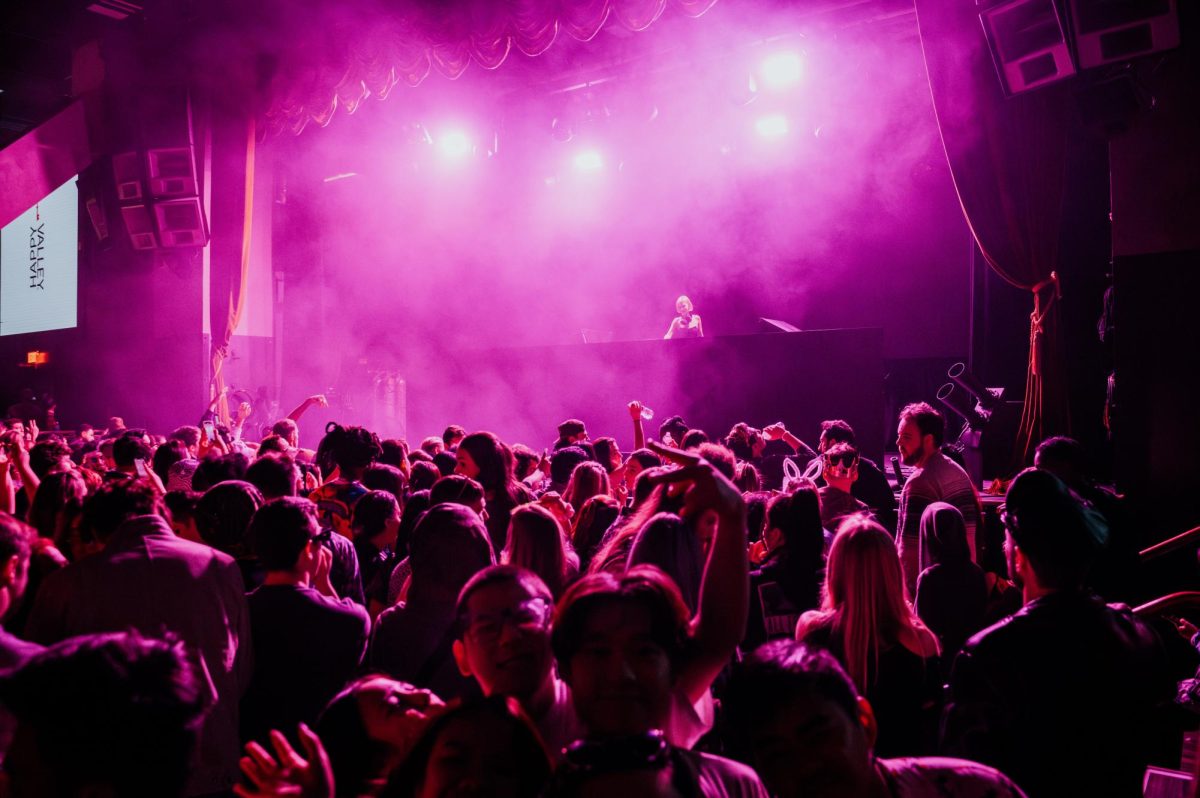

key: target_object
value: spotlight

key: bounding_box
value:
[760,52,803,89]
[438,130,472,161]
[573,150,603,172]
[755,115,789,138]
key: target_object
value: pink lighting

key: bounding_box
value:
[759,52,803,89]
[573,150,604,171]
[438,130,473,161]
[755,114,789,138]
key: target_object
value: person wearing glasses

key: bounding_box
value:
[816,442,872,531]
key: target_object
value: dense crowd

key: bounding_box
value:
[0,395,1183,797]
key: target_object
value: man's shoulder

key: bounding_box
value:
[880,756,1027,797]
[683,750,769,798]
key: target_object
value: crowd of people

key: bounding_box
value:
[0,394,1183,797]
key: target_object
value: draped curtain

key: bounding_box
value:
[258,0,720,136]
[208,113,256,426]
[914,0,1073,470]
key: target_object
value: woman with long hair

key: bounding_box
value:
[561,460,610,516]
[502,504,578,598]
[743,481,826,652]
[455,431,534,554]
[795,516,940,757]
[570,494,621,572]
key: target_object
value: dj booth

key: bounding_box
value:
[405,327,886,460]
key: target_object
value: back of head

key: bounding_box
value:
[352,490,400,542]
[824,517,913,688]
[409,460,440,492]
[362,463,408,505]
[195,480,264,555]
[1033,435,1089,487]
[767,483,825,567]
[152,440,188,484]
[724,422,758,462]
[111,431,153,469]
[697,442,736,481]
[432,450,457,477]
[572,494,621,555]
[256,435,290,457]
[382,696,551,798]
[627,512,703,612]
[192,452,250,492]
[505,504,568,596]
[550,446,589,487]
[245,453,299,500]
[429,474,485,511]
[724,640,861,750]
[658,416,689,444]
[169,426,201,450]
[28,470,87,540]
[82,479,162,544]
[1004,467,1108,591]
[28,438,72,479]
[557,419,586,441]
[409,504,496,599]
[918,502,970,569]
[0,630,204,798]
[680,429,709,450]
[379,438,408,469]
[317,423,382,475]
[250,497,319,572]
[443,425,467,447]
[564,461,610,511]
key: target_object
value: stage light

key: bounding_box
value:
[755,115,789,138]
[760,52,803,89]
[438,130,472,161]
[573,150,603,172]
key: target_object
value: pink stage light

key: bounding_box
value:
[760,52,803,89]
[755,115,789,138]
[438,130,473,161]
[572,150,604,171]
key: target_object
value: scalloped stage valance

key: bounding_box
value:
[259,0,719,136]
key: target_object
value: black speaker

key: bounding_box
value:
[1069,0,1180,69]
[980,0,1077,95]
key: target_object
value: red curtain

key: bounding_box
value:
[915,0,1073,470]
[208,112,256,425]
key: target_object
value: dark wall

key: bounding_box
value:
[396,328,886,460]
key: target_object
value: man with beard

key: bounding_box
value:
[894,403,981,595]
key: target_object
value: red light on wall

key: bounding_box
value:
[26,351,49,366]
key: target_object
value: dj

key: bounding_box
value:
[664,295,704,339]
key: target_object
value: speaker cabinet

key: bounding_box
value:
[112,151,144,202]
[980,0,1076,95]
[120,204,158,250]
[147,146,199,198]
[1069,0,1180,69]
[153,197,208,247]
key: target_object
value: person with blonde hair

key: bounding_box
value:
[562,460,610,515]
[502,504,578,598]
[664,295,704,339]
[795,516,940,757]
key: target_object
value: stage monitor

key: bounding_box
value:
[0,175,79,336]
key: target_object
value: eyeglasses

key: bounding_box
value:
[825,453,859,468]
[462,597,551,643]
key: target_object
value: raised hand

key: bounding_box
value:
[308,395,329,408]
[646,440,746,523]
[235,724,334,798]
[762,423,786,441]
[628,401,644,420]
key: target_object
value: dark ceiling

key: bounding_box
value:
[0,0,914,148]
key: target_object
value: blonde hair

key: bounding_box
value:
[822,516,924,690]
[504,504,573,598]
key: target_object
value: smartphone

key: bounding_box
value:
[134,458,149,478]
[203,420,216,438]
